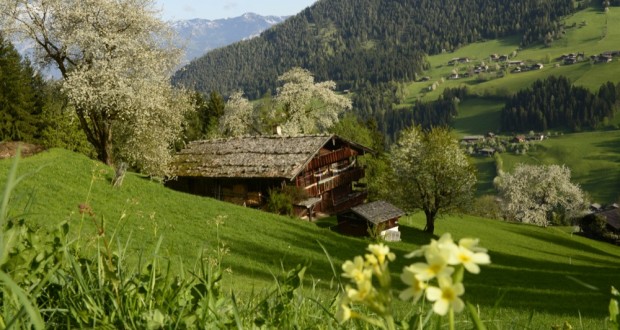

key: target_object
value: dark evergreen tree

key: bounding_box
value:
[500,76,618,132]
[0,34,41,141]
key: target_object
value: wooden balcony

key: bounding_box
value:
[307,147,357,171]
[302,167,365,196]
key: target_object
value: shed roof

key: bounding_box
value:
[170,134,371,180]
[598,208,620,230]
[351,201,405,225]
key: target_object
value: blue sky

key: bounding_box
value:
[155,0,317,20]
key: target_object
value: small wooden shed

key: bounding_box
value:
[336,200,404,241]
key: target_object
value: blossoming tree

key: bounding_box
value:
[0,0,194,176]
[390,127,477,234]
[496,164,588,226]
[218,67,351,137]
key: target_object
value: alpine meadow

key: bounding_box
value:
[1,0,620,329]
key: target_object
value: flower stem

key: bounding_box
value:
[449,307,455,330]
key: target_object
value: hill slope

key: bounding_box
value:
[1,149,620,325]
[173,0,575,98]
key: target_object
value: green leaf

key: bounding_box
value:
[466,302,487,330]
[610,298,619,324]
[0,270,45,330]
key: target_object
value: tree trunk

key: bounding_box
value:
[75,107,115,166]
[423,209,436,234]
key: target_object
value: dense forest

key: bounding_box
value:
[173,0,577,99]
[0,34,44,141]
[500,76,620,132]
[0,35,92,154]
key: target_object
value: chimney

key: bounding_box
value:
[273,125,282,136]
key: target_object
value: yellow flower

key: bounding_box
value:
[346,279,374,302]
[335,303,352,323]
[399,265,428,303]
[407,248,454,281]
[342,256,369,284]
[367,243,395,265]
[449,245,491,274]
[425,276,465,316]
[405,232,456,260]
[446,238,491,274]
[458,237,487,253]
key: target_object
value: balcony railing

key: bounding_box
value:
[303,167,365,196]
[307,148,357,171]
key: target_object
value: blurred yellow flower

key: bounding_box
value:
[335,303,351,323]
[449,245,491,274]
[342,256,370,284]
[346,279,375,302]
[407,249,454,281]
[367,243,395,265]
[399,265,428,303]
[425,276,465,316]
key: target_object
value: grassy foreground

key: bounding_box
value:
[2,149,620,328]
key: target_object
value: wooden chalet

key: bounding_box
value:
[336,200,404,241]
[167,134,373,216]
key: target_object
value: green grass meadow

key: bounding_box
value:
[408,6,620,103]
[2,149,620,328]
[498,130,620,203]
[452,98,504,136]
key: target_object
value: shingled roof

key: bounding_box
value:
[351,201,405,225]
[598,208,620,230]
[170,134,371,180]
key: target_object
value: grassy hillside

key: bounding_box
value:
[2,149,620,327]
[496,130,620,203]
[409,6,620,103]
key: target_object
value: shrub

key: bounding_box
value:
[266,186,308,216]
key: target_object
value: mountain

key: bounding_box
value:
[172,0,576,99]
[12,13,287,78]
[171,13,288,65]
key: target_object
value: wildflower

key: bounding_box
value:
[425,276,465,316]
[399,265,428,303]
[346,277,375,302]
[405,232,457,259]
[458,237,487,253]
[342,256,369,284]
[407,249,454,281]
[335,301,352,323]
[367,243,395,265]
[448,245,491,274]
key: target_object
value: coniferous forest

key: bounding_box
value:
[173,0,576,100]
[500,76,620,132]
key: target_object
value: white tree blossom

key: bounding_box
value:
[218,67,351,137]
[496,164,588,226]
[0,0,194,176]
[272,67,351,135]
[391,127,477,234]
[218,91,258,137]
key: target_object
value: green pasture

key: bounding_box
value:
[452,97,504,136]
[2,149,620,328]
[406,6,620,103]
[497,130,620,203]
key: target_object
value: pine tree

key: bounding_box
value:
[0,34,39,141]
